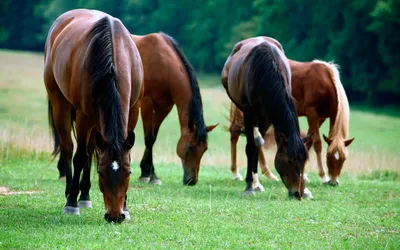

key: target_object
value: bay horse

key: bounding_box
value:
[44,9,143,223]
[228,38,354,187]
[131,33,218,185]
[221,37,312,198]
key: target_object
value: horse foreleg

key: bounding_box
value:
[258,147,279,181]
[78,136,94,209]
[139,98,172,184]
[306,112,329,182]
[64,112,91,215]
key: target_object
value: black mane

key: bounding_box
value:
[244,42,308,162]
[161,33,207,144]
[88,16,124,159]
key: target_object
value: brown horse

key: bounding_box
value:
[221,37,312,198]
[228,38,354,186]
[131,33,218,185]
[45,9,143,223]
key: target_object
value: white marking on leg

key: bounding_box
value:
[334,151,339,160]
[252,173,265,192]
[253,127,264,147]
[322,175,330,183]
[112,161,119,171]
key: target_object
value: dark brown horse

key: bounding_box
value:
[221,37,312,198]
[131,33,218,185]
[229,40,354,186]
[45,9,143,223]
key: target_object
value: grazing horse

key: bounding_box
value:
[229,56,355,186]
[44,9,143,223]
[221,37,312,198]
[131,33,218,185]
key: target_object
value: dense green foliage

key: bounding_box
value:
[1,0,399,105]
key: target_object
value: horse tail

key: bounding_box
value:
[88,16,124,156]
[245,42,308,162]
[313,60,350,140]
[48,99,60,157]
[160,32,207,144]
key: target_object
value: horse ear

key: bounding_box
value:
[323,134,333,145]
[344,137,355,147]
[206,123,219,133]
[124,131,135,150]
[95,131,106,150]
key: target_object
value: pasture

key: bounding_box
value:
[0,50,399,249]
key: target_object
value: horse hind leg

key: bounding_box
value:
[139,98,172,185]
[229,106,243,181]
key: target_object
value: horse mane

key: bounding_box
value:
[88,16,124,158]
[245,42,308,162]
[161,32,207,144]
[313,60,350,153]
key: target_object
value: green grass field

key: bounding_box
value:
[0,50,399,249]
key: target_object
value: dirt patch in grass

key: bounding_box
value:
[0,186,42,196]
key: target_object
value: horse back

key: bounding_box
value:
[290,60,337,118]
[132,33,191,107]
[44,9,142,118]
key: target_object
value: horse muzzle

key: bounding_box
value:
[104,212,126,223]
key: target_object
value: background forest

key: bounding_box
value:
[1,0,399,106]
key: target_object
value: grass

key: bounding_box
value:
[0,49,399,249]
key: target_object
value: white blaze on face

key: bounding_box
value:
[334,151,340,160]
[112,161,119,171]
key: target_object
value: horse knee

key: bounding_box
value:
[313,139,322,153]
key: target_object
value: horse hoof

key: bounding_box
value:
[254,186,265,192]
[78,200,92,209]
[150,178,162,185]
[327,180,339,186]
[233,174,243,181]
[243,190,256,196]
[123,210,131,221]
[138,177,150,183]
[302,188,313,199]
[64,206,80,215]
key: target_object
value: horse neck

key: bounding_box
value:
[175,98,194,141]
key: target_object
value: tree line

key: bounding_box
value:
[1,0,399,106]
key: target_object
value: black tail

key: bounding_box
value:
[48,99,60,156]
[244,42,308,162]
[161,33,207,144]
[88,16,124,158]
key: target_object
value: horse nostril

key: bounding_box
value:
[104,213,112,223]
[288,190,301,200]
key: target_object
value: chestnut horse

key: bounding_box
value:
[221,37,312,199]
[45,9,143,223]
[228,38,354,186]
[131,33,218,185]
